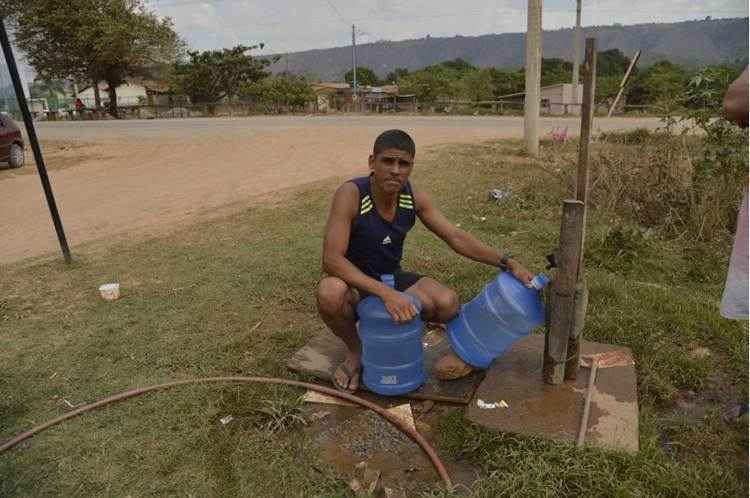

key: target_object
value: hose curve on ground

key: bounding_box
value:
[0,376,453,488]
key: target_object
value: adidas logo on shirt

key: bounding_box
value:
[381,235,392,245]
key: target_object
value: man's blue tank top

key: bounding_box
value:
[345,175,417,279]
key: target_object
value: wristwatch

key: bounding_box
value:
[499,253,514,271]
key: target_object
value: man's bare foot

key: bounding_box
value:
[333,352,361,393]
[435,351,474,380]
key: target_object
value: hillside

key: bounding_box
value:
[270,17,748,80]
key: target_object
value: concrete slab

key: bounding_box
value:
[465,334,639,453]
[288,326,484,404]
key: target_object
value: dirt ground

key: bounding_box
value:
[0,115,661,265]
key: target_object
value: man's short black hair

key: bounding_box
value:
[373,129,415,158]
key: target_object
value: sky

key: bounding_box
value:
[143,0,749,56]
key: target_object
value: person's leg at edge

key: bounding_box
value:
[316,276,362,391]
[403,277,474,380]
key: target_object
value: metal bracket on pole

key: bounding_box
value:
[0,18,71,263]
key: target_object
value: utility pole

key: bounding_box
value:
[351,24,358,107]
[524,0,543,157]
[572,0,582,106]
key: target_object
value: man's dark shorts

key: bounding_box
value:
[356,269,425,300]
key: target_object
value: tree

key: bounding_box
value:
[540,58,573,86]
[344,66,380,87]
[461,69,494,101]
[440,58,476,73]
[384,67,409,84]
[684,64,743,110]
[397,58,476,102]
[242,74,315,112]
[173,45,274,104]
[597,49,631,77]
[596,75,623,103]
[7,1,176,115]
[486,68,525,98]
[6,0,182,118]
[627,61,689,107]
[399,66,460,103]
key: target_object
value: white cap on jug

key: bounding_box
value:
[531,273,550,290]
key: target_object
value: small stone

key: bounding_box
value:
[434,351,474,380]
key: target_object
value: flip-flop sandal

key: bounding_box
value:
[333,362,361,394]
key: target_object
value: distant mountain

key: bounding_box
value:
[270,17,748,81]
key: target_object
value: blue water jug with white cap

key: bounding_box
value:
[447,272,549,369]
[357,274,425,395]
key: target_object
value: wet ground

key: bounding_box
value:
[303,397,477,496]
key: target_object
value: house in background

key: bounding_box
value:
[77,78,171,108]
[500,83,584,115]
[311,82,403,112]
[311,82,351,112]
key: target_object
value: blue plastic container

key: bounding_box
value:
[447,273,550,369]
[357,274,425,395]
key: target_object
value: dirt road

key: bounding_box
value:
[0,115,661,264]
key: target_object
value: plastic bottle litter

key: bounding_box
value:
[357,274,425,395]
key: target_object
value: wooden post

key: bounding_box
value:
[607,49,641,117]
[557,37,597,382]
[576,37,596,206]
[544,200,585,384]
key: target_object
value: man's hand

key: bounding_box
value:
[382,289,419,324]
[507,259,534,287]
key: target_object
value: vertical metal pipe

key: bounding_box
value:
[0,18,71,263]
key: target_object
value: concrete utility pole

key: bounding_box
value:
[572,0,582,105]
[351,24,358,104]
[524,0,543,157]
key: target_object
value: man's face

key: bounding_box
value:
[368,148,415,194]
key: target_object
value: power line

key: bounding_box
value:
[323,0,346,23]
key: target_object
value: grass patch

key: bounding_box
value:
[1,137,747,496]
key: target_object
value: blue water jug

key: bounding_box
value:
[357,274,425,395]
[447,273,550,369]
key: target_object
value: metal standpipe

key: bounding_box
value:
[0,17,71,263]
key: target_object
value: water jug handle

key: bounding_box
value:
[381,274,396,288]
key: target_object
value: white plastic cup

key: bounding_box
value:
[99,283,120,301]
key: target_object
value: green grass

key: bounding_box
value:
[1,138,747,497]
